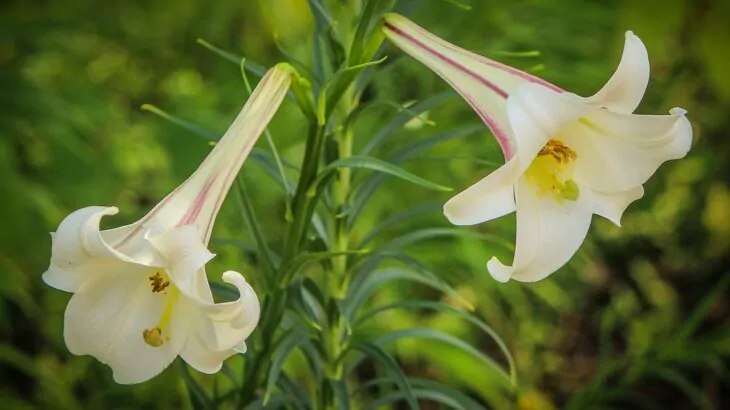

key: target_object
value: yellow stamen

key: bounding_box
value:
[525,139,580,202]
[142,275,178,348]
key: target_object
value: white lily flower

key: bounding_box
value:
[43,65,292,383]
[384,14,692,283]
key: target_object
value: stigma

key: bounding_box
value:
[142,273,178,347]
[143,328,165,347]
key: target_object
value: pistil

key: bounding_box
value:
[143,271,178,347]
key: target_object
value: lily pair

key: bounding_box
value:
[43,15,693,384]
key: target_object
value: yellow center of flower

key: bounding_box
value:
[143,270,177,347]
[524,139,580,201]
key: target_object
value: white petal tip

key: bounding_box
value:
[670,107,688,116]
[625,30,636,38]
[442,202,465,226]
[234,341,248,354]
[221,270,247,286]
[442,199,486,226]
[486,257,513,283]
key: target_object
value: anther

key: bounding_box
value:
[148,272,170,293]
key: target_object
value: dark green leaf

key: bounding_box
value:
[363,377,486,410]
[345,268,472,319]
[235,178,277,287]
[264,327,310,404]
[360,90,455,156]
[356,300,515,386]
[368,328,511,383]
[178,361,213,410]
[196,38,267,77]
[322,156,451,192]
[351,342,418,410]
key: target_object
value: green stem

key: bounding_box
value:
[282,123,327,264]
[319,97,355,410]
[239,123,326,406]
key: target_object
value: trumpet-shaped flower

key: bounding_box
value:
[383,14,692,283]
[43,65,292,383]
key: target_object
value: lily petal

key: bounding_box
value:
[506,83,587,171]
[43,206,152,292]
[63,263,187,384]
[179,327,235,374]
[149,226,260,353]
[115,65,292,248]
[487,178,593,282]
[147,225,215,303]
[443,159,518,225]
[585,31,650,113]
[592,185,645,226]
[191,271,260,352]
[383,14,561,158]
[564,107,693,193]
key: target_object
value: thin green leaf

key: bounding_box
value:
[141,102,297,191]
[350,124,483,226]
[242,395,300,410]
[179,362,214,410]
[235,179,277,288]
[211,237,283,267]
[360,90,455,156]
[647,367,713,410]
[394,0,425,15]
[196,38,267,77]
[277,374,310,410]
[307,0,334,27]
[141,104,218,140]
[345,268,472,319]
[439,0,471,10]
[248,149,298,191]
[300,341,324,381]
[356,300,515,386]
[493,50,541,58]
[330,378,351,410]
[358,203,441,247]
[351,342,418,410]
[674,271,730,341]
[390,123,485,162]
[363,377,487,410]
[349,0,380,65]
[264,327,310,404]
[281,250,371,284]
[321,156,451,192]
[379,227,514,254]
[372,328,510,383]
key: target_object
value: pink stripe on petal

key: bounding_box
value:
[385,22,509,99]
[385,22,516,158]
[405,21,563,93]
[177,175,219,227]
[461,92,514,159]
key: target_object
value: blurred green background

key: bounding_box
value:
[2,0,730,408]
